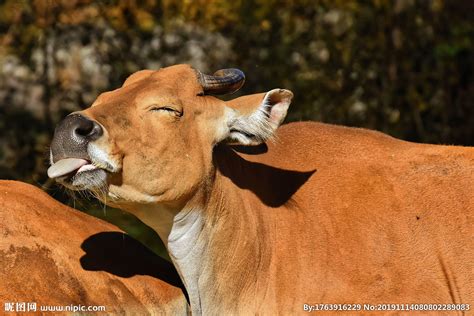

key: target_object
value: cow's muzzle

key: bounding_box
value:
[48,114,103,179]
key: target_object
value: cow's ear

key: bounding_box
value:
[221,89,293,145]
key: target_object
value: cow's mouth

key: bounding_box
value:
[48,158,108,190]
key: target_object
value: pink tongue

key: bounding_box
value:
[47,158,88,178]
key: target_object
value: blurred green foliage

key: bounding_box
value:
[0,0,472,257]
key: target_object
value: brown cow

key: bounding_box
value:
[47,64,473,315]
[0,180,187,315]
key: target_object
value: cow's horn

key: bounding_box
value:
[197,68,245,95]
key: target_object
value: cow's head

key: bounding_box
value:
[48,64,293,207]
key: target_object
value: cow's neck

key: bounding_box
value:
[166,172,270,315]
[165,190,209,315]
[122,147,278,314]
[118,197,209,313]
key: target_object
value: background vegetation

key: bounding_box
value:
[1,0,472,257]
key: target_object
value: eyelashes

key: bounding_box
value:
[149,106,183,117]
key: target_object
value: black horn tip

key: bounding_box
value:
[213,68,245,79]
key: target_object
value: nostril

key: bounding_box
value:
[75,120,94,137]
[73,117,103,140]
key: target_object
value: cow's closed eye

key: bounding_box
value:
[149,106,183,117]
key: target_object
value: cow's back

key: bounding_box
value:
[234,122,474,305]
[0,180,187,314]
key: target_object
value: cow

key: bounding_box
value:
[0,180,187,314]
[47,64,473,315]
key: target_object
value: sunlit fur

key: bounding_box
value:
[0,180,187,314]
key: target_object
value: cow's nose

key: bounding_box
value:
[50,114,103,163]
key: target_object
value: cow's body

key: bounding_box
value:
[46,65,474,315]
[140,121,472,314]
[0,180,187,315]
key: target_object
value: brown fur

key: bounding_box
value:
[0,180,187,314]
[52,64,473,314]
[204,122,474,314]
